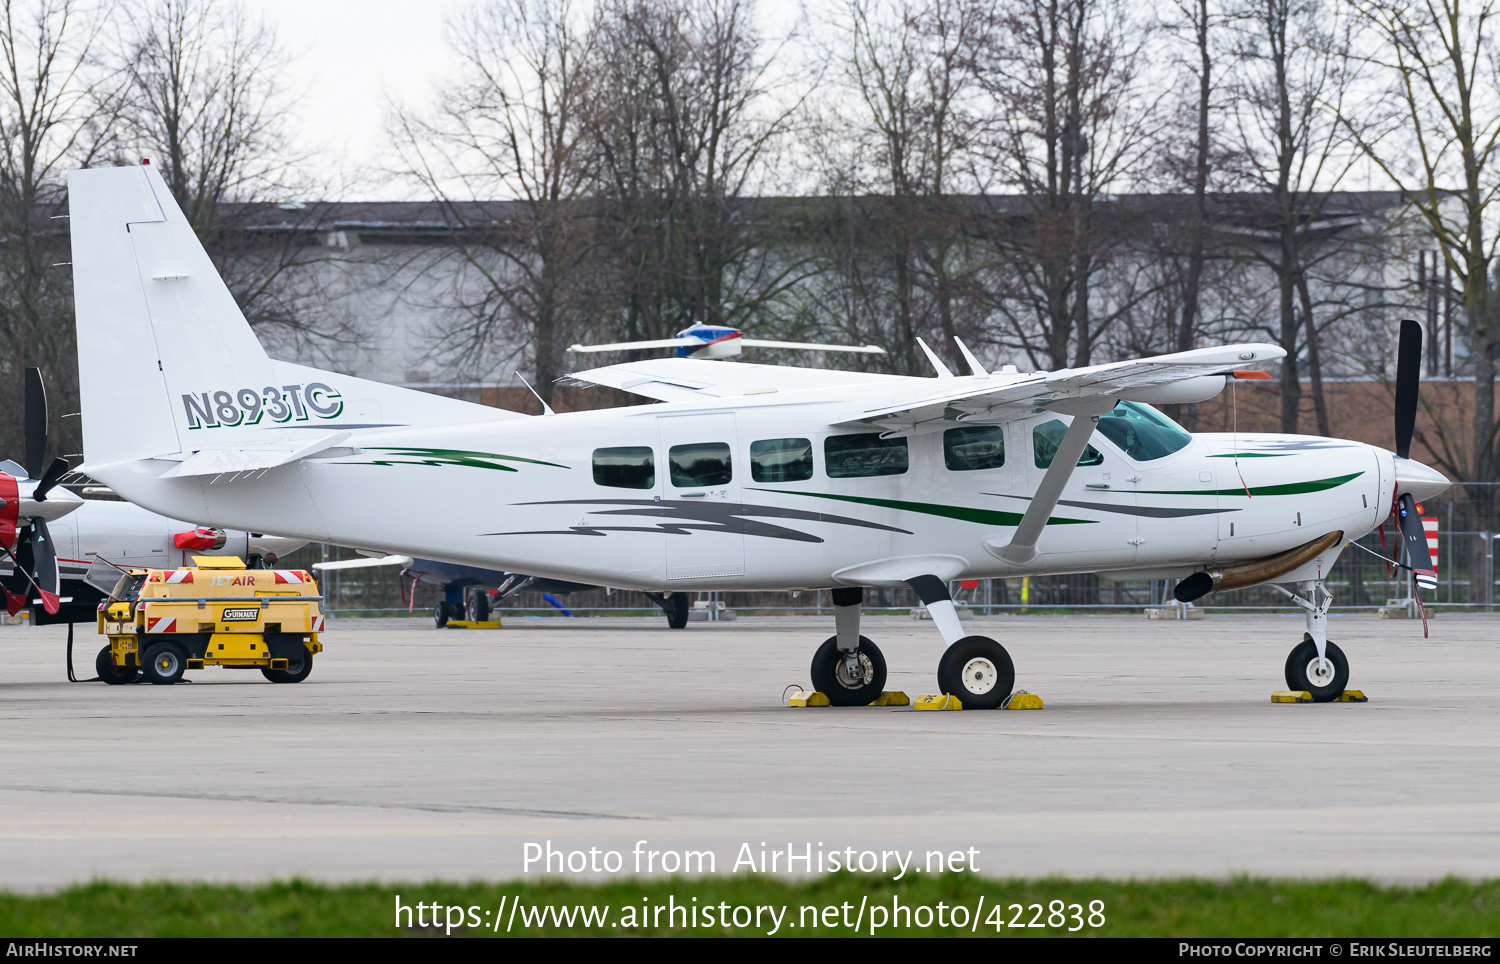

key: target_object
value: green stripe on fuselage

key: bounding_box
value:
[746,489,1094,527]
[1139,471,1363,497]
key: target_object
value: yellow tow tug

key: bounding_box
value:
[96,555,325,685]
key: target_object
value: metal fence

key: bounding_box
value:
[279,495,1500,617]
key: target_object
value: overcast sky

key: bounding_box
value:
[244,0,807,200]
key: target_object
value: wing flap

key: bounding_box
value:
[564,358,908,402]
[834,344,1284,430]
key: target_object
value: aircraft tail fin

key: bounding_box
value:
[67,163,518,470]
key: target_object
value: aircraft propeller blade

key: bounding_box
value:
[0,524,60,615]
[23,367,46,480]
[1395,493,1437,590]
[1394,319,1422,460]
[30,457,70,502]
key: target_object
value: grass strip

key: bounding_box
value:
[1,877,1497,937]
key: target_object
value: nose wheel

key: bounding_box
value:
[937,636,1015,709]
[1285,634,1348,702]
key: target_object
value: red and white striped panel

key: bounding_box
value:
[311,615,325,632]
[273,570,308,585]
[164,569,193,584]
[146,616,176,633]
[1424,517,1439,573]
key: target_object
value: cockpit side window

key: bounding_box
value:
[1033,420,1104,468]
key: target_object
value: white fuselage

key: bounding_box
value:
[95,391,1411,593]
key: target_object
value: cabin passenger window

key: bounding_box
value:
[593,446,655,489]
[1032,420,1104,468]
[751,438,813,482]
[825,433,908,478]
[1095,400,1193,461]
[943,426,1006,471]
[669,442,732,486]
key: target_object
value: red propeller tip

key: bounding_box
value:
[39,590,60,615]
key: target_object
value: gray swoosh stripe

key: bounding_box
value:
[982,492,1235,518]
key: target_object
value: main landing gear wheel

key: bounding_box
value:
[809,635,886,706]
[1284,635,1348,703]
[262,648,314,684]
[665,593,689,629]
[95,646,134,685]
[141,641,186,685]
[937,636,1015,710]
[466,589,490,623]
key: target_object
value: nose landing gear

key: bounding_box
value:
[1273,579,1349,702]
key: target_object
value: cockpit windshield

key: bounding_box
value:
[1095,400,1193,461]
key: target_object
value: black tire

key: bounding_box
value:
[1284,635,1348,703]
[937,636,1015,710]
[665,592,689,629]
[467,589,490,622]
[434,602,449,628]
[262,647,314,684]
[809,635,887,706]
[96,646,134,685]
[141,641,186,685]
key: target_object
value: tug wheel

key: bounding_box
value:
[141,641,186,685]
[433,602,449,628]
[262,647,314,684]
[937,636,1014,710]
[95,646,134,685]
[1284,635,1348,703]
[809,635,887,706]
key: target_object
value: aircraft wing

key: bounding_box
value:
[833,344,1286,431]
[563,358,908,403]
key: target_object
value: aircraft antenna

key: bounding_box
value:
[1231,376,1251,499]
[915,338,955,379]
[515,372,556,416]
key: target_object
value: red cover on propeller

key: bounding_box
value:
[0,472,17,552]
[173,527,224,551]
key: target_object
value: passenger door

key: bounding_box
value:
[657,413,745,581]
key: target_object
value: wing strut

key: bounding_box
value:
[1002,400,1115,565]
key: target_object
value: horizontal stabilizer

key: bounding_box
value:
[158,432,351,478]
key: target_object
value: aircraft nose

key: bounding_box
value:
[1396,457,1451,502]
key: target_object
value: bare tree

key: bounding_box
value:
[392,0,600,399]
[584,0,808,347]
[812,0,982,375]
[0,0,117,461]
[119,0,350,359]
[1347,0,1500,483]
[1218,0,1362,435]
[1345,0,1500,601]
[968,0,1163,371]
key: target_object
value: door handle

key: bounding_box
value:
[680,491,706,498]
[1086,483,1110,489]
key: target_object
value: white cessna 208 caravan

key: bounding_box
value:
[67,163,1450,707]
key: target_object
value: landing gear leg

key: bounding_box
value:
[809,587,886,705]
[908,574,1014,709]
[1274,580,1348,702]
